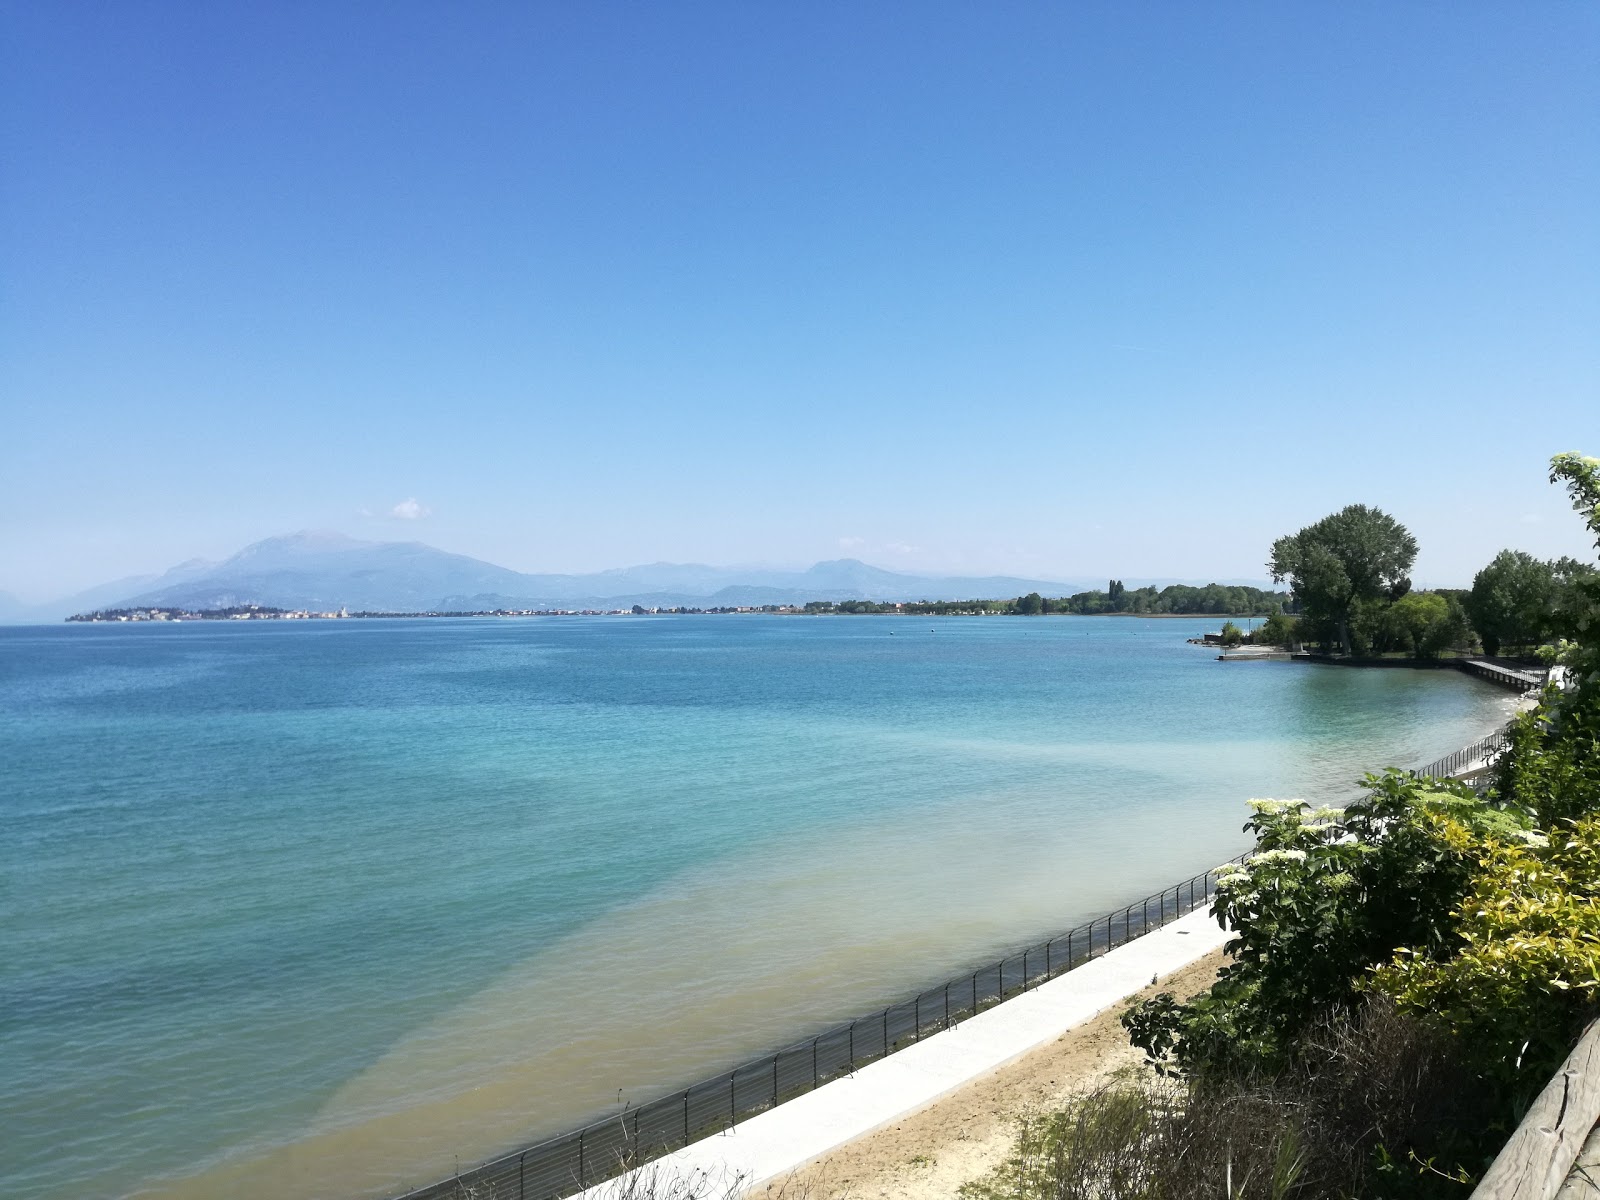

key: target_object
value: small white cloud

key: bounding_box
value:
[390,498,431,520]
[838,536,867,549]
[885,541,919,556]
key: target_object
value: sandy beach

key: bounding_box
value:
[773,946,1229,1199]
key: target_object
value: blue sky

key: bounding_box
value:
[4,2,1597,599]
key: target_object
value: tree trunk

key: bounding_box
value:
[1337,616,1353,657]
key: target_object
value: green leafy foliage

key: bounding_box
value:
[1251,610,1300,647]
[1383,593,1470,659]
[1466,550,1562,656]
[1269,504,1417,656]
[1123,776,1529,1079]
[1373,816,1600,1095]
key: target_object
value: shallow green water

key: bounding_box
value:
[0,616,1513,1199]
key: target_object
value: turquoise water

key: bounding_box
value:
[0,616,1513,1200]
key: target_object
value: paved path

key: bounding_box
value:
[581,907,1230,1199]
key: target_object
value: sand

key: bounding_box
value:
[773,946,1229,1200]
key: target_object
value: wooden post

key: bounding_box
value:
[1471,1019,1600,1200]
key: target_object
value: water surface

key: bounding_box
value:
[0,616,1513,1199]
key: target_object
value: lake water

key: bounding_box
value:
[0,616,1515,1200]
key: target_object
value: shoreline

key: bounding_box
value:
[582,909,1232,1200]
[12,626,1511,1200]
[57,608,1281,623]
[782,946,1229,1199]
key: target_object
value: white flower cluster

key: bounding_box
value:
[1516,829,1550,848]
[1246,798,1309,815]
[1250,848,1309,865]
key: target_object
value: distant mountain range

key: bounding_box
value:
[2,532,1099,621]
[0,532,1279,622]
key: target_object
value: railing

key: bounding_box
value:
[1458,659,1546,693]
[394,859,1244,1200]
[1413,729,1510,781]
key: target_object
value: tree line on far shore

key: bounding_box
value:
[857,496,1594,663]
[804,582,1290,618]
[808,520,1591,663]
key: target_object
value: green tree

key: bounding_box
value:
[1255,610,1299,647]
[1016,591,1044,615]
[1465,550,1557,655]
[1384,592,1469,659]
[1493,453,1600,826]
[1219,620,1243,647]
[1269,504,1418,656]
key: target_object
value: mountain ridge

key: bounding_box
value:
[7,532,1276,621]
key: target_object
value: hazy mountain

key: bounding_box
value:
[1,561,218,623]
[39,532,1093,616]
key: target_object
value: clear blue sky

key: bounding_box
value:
[4,2,1597,599]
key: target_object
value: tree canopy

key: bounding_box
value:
[1466,550,1556,655]
[1269,504,1418,656]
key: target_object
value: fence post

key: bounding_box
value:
[972,971,978,1014]
[772,1054,778,1106]
[519,1150,525,1200]
[812,1038,818,1089]
[579,1128,585,1186]
[945,981,950,1027]
[883,1008,889,1054]
[1045,936,1051,978]
[1022,947,1028,990]
[848,1022,855,1072]
[1066,928,1073,968]
[731,1072,736,1128]
[915,994,921,1040]
[683,1090,689,1144]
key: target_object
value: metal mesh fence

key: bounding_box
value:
[392,860,1240,1200]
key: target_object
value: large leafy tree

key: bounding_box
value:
[1268,504,1418,656]
[1465,549,1558,655]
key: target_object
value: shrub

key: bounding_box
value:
[1123,774,1530,1079]
[1373,815,1600,1099]
[1253,611,1299,647]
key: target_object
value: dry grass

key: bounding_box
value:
[958,999,1487,1200]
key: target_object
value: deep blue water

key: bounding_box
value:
[0,616,1513,1199]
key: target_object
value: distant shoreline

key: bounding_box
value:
[64,605,1276,623]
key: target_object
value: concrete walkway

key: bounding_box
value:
[581,906,1230,1199]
